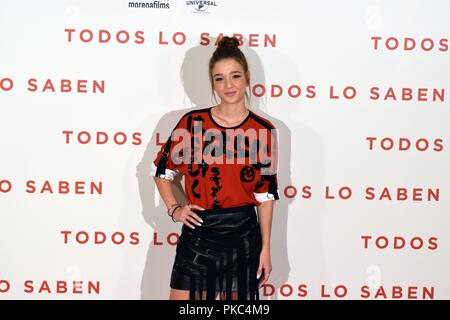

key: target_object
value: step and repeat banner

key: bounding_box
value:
[0,0,449,299]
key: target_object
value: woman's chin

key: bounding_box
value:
[220,95,245,104]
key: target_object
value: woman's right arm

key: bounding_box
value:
[153,176,204,229]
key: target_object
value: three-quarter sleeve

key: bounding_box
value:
[253,125,280,202]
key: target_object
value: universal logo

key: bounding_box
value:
[186,0,218,14]
[128,1,170,9]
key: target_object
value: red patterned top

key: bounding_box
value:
[152,106,279,209]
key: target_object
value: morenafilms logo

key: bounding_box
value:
[128,1,170,9]
[186,0,218,14]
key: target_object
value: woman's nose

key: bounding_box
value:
[224,78,233,88]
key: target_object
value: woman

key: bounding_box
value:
[152,36,279,300]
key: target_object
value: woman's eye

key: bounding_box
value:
[233,75,241,78]
[214,78,223,81]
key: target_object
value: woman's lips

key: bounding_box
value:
[224,91,236,96]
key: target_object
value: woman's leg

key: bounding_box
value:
[169,288,190,300]
[169,288,209,300]
[219,291,239,300]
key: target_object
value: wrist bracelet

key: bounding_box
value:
[167,203,179,216]
[170,205,181,222]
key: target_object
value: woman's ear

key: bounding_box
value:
[245,71,250,85]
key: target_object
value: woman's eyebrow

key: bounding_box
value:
[213,71,242,77]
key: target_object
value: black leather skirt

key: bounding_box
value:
[170,204,262,300]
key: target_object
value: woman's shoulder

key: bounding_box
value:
[173,107,210,128]
[248,109,276,130]
[183,107,210,118]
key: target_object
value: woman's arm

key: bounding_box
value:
[256,200,274,287]
[153,176,204,228]
[153,176,179,210]
[257,200,274,252]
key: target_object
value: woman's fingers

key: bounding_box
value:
[258,267,272,287]
[173,204,205,229]
[176,205,200,229]
[187,215,202,226]
[258,274,269,287]
[186,204,204,224]
[189,212,203,224]
[184,220,196,229]
[189,204,206,211]
[181,211,195,228]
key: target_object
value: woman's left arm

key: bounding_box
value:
[256,200,274,287]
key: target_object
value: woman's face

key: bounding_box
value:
[212,58,249,105]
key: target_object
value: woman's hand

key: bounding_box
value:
[172,203,205,229]
[257,249,272,288]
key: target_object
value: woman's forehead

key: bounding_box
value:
[213,59,243,73]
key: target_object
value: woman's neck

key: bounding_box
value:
[214,103,248,120]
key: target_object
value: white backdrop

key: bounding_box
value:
[0,0,449,299]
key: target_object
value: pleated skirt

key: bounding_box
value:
[170,204,262,300]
